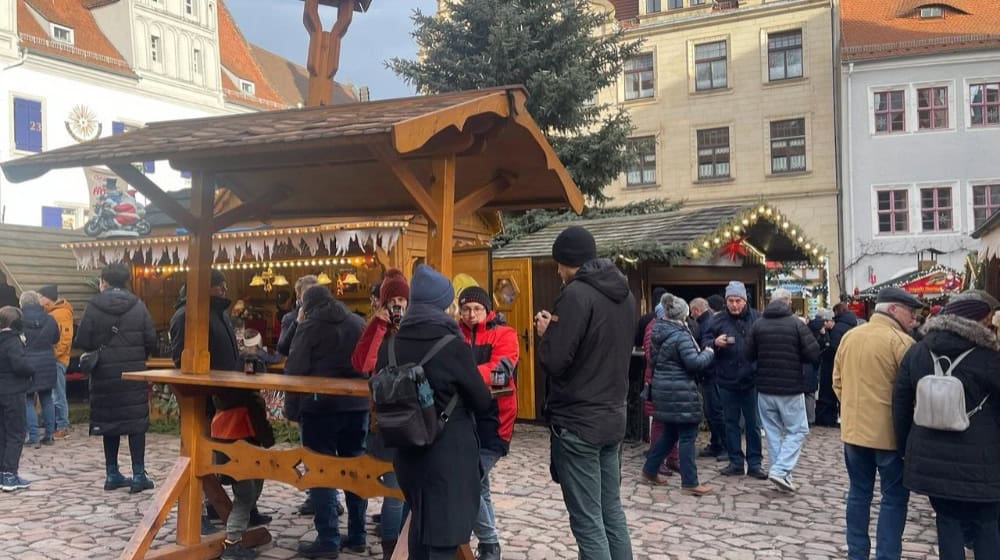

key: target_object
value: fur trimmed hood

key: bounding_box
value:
[922,314,1000,352]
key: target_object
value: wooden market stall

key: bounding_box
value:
[1,85,583,560]
[492,203,828,425]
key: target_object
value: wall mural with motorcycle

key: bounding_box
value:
[83,166,152,238]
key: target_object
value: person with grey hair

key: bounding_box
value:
[641,293,716,495]
[18,290,59,448]
[745,288,820,492]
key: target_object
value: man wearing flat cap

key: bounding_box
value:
[534,225,636,559]
[833,286,923,560]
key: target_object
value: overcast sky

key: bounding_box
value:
[228,0,437,100]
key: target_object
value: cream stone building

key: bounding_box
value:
[597,0,841,296]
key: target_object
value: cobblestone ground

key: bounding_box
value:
[2,423,944,559]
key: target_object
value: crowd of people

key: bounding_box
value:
[2,227,1000,560]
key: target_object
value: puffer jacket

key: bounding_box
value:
[0,329,34,396]
[44,299,74,366]
[649,319,714,424]
[21,303,59,393]
[746,300,820,395]
[701,306,761,390]
[893,314,1000,502]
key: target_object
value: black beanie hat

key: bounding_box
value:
[302,284,333,312]
[551,226,597,267]
[38,285,58,301]
[707,294,725,312]
[458,286,491,311]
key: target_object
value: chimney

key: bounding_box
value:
[359,86,370,102]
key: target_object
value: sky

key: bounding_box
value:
[228,0,438,100]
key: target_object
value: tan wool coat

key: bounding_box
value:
[833,313,915,450]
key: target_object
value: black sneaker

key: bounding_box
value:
[297,499,315,516]
[220,539,257,560]
[747,468,769,480]
[40,437,54,446]
[249,509,272,526]
[698,446,722,458]
[719,464,745,476]
[298,540,340,559]
[340,540,366,554]
[104,473,132,491]
[477,542,501,560]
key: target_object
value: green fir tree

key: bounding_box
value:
[389,0,641,203]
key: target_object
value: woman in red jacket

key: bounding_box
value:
[457,286,519,560]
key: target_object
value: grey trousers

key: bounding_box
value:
[226,478,264,541]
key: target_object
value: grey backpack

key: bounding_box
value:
[913,348,988,432]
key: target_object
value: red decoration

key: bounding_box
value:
[719,236,747,261]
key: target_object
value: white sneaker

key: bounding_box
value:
[768,474,796,493]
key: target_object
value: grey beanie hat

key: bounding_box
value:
[660,292,690,321]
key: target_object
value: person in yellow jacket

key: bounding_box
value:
[833,287,921,560]
[38,285,72,440]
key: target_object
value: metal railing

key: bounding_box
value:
[19,33,132,70]
[843,33,1000,56]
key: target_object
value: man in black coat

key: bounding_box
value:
[746,288,821,493]
[691,297,726,459]
[535,226,636,560]
[815,303,857,426]
[169,270,240,372]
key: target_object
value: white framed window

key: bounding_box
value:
[919,6,942,18]
[186,0,195,15]
[972,182,1000,229]
[51,24,73,45]
[625,136,657,187]
[192,48,202,74]
[918,185,954,232]
[874,188,910,235]
[694,40,728,91]
[624,53,654,100]
[150,35,161,63]
[240,79,255,95]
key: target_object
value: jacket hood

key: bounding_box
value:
[91,288,139,316]
[763,300,793,319]
[835,310,859,327]
[921,314,1000,353]
[21,303,47,326]
[807,316,826,334]
[44,299,72,313]
[572,258,630,303]
[307,299,351,325]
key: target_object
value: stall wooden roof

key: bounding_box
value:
[2,87,582,224]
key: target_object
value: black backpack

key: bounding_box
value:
[369,334,459,448]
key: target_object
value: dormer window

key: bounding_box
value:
[51,24,73,45]
[239,79,255,95]
[919,5,943,18]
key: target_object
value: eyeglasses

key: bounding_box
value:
[459,307,486,316]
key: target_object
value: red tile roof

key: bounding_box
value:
[215,0,286,109]
[17,0,133,75]
[249,43,357,107]
[841,0,1000,61]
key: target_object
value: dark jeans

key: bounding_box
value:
[550,426,632,560]
[843,444,909,560]
[718,386,762,470]
[930,497,1000,560]
[701,381,726,453]
[0,392,26,474]
[815,366,839,426]
[301,411,369,547]
[642,422,699,487]
[103,433,146,472]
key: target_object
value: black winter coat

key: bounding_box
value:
[21,303,58,393]
[538,258,637,447]
[701,306,761,390]
[746,301,820,395]
[77,288,157,437]
[893,315,1000,502]
[169,296,240,372]
[284,298,367,413]
[0,329,33,396]
[649,319,714,424]
[374,310,492,548]
[805,317,831,394]
[277,302,299,357]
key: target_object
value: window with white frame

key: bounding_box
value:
[770,119,805,173]
[970,82,999,127]
[186,0,195,15]
[240,79,256,95]
[51,24,73,45]
[920,186,953,231]
[695,41,727,91]
[697,127,730,180]
[917,86,948,129]
[646,0,661,12]
[973,184,1000,229]
[193,48,202,74]
[767,30,802,81]
[874,90,905,133]
[876,189,909,234]
[150,35,161,63]
[626,137,656,186]
[624,53,654,100]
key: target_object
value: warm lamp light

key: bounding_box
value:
[249,275,265,287]
[273,275,289,286]
[316,272,333,285]
[342,273,360,285]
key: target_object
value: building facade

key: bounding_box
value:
[839,0,1000,294]
[0,0,350,228]
[597,0,841,296]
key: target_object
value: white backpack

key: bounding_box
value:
[913,348,988,432]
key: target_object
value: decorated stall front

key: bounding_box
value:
[972,210,1000,299]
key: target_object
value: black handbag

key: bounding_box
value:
[79,317,123,375]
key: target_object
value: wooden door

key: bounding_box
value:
[491,257,535,419]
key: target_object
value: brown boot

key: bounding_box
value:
[381,539,397,560]
[682,484,714,496]
[639,472,670,485]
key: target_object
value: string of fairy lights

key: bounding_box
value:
[134,255,376,277]
[687,203,826,264]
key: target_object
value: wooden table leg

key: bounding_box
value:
[176,391,208,546]
[119,458,191,560]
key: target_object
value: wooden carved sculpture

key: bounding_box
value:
[303,0,356,106]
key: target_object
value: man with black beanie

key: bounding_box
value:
[535,225,636,559]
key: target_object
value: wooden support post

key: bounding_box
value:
[175,391,209,546]
[120,458,191,560]
[426,154,456,278]
[180,171,215,375]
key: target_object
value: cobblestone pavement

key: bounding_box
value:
[2,423,944,559]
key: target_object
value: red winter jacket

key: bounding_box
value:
[351,317,391,374]
[460,311,519,454]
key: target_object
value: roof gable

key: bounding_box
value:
[249,43,357,107]
[18,0,133,75]
[216,0,286,109]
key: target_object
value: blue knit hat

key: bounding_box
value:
[410,264,454,310]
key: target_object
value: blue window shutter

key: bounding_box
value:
[143,160,155,173]
[41,206,63,228]
[112,121,125,135]
[14,98,42,152]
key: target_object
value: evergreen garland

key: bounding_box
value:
[389,0,642,203]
